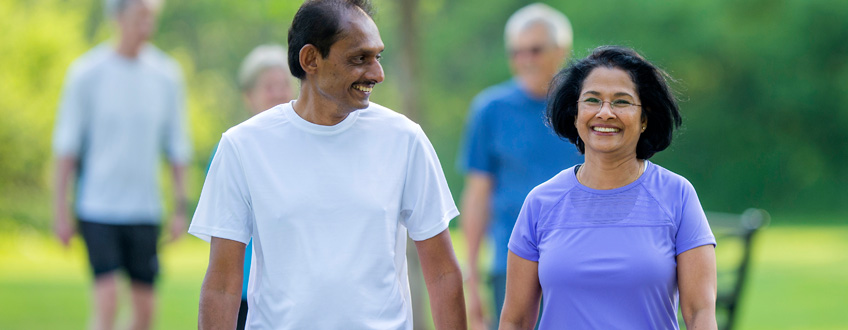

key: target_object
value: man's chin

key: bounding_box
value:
[354,99,371,109]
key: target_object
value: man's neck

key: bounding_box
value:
[517,79,549,100]
[115,36,144,59]
[292,86,354,126]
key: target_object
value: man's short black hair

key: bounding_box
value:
[288,0,375,79]
[547,45,682,160]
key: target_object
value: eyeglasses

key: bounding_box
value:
[577,98,641,111]
[509,45,550,58]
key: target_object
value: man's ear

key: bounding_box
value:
[300,44,320,75]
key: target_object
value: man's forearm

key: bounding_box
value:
[461,210,486,275]
[460,173,493,277]
[170,164,188,214]
[425,267,467,329]
[198,284,242,330]
[417,230,468,329]
[199,237,246,329]
[52,157,77,245]
[53,157,76,216]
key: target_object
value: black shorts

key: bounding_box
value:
[78,220,160,285]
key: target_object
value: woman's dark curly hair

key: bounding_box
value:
[547,45,681,159]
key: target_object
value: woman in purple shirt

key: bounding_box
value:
[500,46,717,330]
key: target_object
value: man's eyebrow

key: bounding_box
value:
[350,47,384,55]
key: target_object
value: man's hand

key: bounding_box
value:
[465,272,489,330]
[460,172,494,329]
[169,163,188,243]
[168,212,187,242]
[53,156,77,248]
[53,210,74,247]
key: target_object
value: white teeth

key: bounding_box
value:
[353,85,372,92]
[593,127,619,133]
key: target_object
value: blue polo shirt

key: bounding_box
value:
[459,79,583,275]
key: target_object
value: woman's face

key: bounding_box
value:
[574,67,646,158]
[244,67,296,115]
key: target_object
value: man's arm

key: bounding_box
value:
[52,156,77,247]
[168,163,188,241]
[415,229,467,330]
[499,252,541,330]
[199,237,246,330]
[459,172,493,329]
[678,245,718,330]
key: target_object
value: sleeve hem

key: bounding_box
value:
[508,244,540,262]
[463,166,494,176]
[188,224,250,244]
[408,208,459,241]
[676,237,717,256]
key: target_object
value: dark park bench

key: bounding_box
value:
[707,208,771,330]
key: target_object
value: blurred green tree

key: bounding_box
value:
[1,0,846,230]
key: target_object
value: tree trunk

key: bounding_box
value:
[396,1,429,329]
[397,0,421,122]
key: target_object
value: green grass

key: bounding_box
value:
[1,224,846,329]
[0,226,208,329]
[733,226,848,330]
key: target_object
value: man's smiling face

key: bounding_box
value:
[313,8,385,114]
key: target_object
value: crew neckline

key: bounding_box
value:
[570,160,653,195]
[281,101,362,135]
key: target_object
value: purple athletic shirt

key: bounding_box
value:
[508,161,716,329]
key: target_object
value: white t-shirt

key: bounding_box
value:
[189,101,458,330]
[52,43,191,224]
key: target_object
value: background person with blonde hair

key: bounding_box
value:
[238,44,298,116]
[51,0,191,329]
[458,3,580,329]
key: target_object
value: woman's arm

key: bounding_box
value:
[678,244,718,330]
[499,251,542,330]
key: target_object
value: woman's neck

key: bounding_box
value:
[577,153,645,190]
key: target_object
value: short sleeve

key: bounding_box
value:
[52,64,88,157]
[507,194,541,262]
[163,62,192,164]
[188,134,253,243]
[675,180,716,255]
[457,97,494,174]
[400,126,459,241]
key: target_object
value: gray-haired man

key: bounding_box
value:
[458,3,580,329]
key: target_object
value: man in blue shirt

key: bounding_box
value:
[458,3,581,329]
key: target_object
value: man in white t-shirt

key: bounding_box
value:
[189,1,467,329]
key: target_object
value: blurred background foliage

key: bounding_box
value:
[1,0,847,231]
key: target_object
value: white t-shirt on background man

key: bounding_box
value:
[52,43,191,224]
[189,101,458,330]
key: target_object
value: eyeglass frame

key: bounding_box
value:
[576,98,642,111]
[509,44,554,58]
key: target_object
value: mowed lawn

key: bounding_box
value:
[0,225,846,329]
